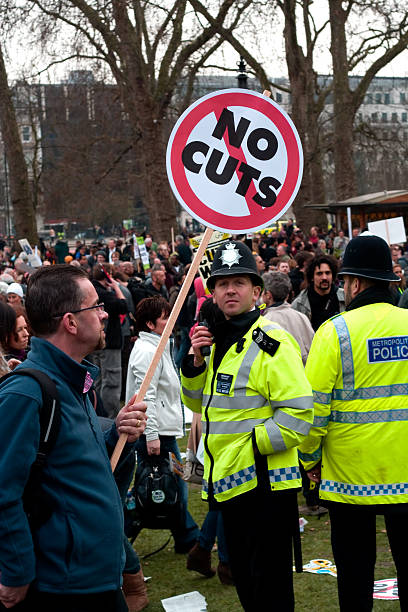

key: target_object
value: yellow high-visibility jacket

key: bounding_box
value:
[181,316,313,503]
[299,302,408,505]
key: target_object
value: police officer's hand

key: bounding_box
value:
[306,463,321,484]
[0,583,29,608]
[190,324,213,367]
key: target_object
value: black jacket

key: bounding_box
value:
[92,280,127,349]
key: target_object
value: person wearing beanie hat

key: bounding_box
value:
[64,255,74,264]
[0,281,9,302]
[181,239,313,611]
[0,273,14,284]
[299,234,408,611]
[6,283,24,306]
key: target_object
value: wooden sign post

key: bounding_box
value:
[110,226,212,470]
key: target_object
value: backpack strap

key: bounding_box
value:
[0,368,61,466]
[0,368,61,528]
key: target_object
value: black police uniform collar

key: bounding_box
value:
[212,309,260,373]
[345,286,395,312]
[213,308,260,342]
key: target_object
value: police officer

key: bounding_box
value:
[181,240,313,611]
[299,234,408,611]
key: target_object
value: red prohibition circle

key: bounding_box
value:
[169,90,302,232]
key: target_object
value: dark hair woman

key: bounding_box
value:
[0,302,19,374]
[3,304,30,362]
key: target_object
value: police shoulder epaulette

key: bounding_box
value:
[252,327,280,357]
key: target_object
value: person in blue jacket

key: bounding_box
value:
[0,264,147,612]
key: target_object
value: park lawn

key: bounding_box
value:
[131,436,400,611]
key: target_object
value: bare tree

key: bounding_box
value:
[189,0,329,229]
[23,0,259,240]
[278,0,329,229]
[329,0,408,199]
[0,42,38,244]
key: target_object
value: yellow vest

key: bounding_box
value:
[181,316,313,502]
[299,302,408,505]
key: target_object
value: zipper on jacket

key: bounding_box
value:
[203,369,217,503]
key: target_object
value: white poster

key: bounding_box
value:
[367,217,406,245]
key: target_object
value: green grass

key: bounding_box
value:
[131,437,400,611]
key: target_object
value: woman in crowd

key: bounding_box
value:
[3,304,30,362]
[125,296,199,552]
[0,302,22,375]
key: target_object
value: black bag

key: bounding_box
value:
[0,368,61,529]
[125,455,181,539]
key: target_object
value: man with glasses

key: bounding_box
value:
[0,264,147,611]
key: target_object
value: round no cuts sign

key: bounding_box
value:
[166,89,303,233]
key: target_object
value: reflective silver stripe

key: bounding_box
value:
[270,395,314,410]
[313,390,332,405]
[333,383,408,401]
[182,386,203,399]
[274,409,311,435]
[313,415,330,428]
[332,315,354,390]
[320,479,408,497]
[202,394,312,411]
[235,337,262,390]
[202,418,266,435]
[264,417,287,451]
[235,322,279,390]
[202,394,268,410]
[330,408,408,424]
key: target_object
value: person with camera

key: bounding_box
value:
[181,240,313,611]
[125,296,200,554]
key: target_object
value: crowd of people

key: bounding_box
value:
[0,220,408,611]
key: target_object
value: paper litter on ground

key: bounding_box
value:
[161,590,207,611]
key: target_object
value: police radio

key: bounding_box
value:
[199,319,211,357]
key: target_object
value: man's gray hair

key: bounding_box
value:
[262,271,291,302]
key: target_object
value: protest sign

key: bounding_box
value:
[136,236,150,270]
[368,217,406,245]
[166,88,303,233]
[18,238,42,267]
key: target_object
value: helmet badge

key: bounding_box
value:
[220,242,242,268]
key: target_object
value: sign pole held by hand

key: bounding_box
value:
[110,226,213,471]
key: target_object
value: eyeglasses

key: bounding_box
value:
[53,303,105,318]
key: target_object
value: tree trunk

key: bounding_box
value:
[329,0,357,200]
[117,77,178,242]
[282,0,328,230]
[0,44,38,245]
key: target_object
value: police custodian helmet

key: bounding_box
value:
[206,240,264,291]
[339,234,400,282]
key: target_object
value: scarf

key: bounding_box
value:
[213,309,260,372]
